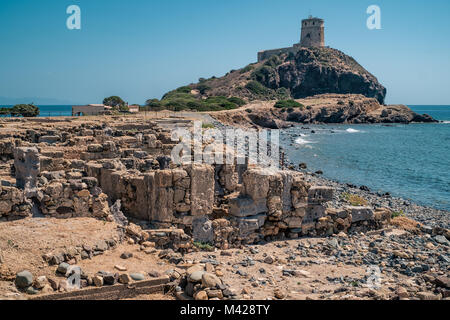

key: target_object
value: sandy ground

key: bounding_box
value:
[0,217,177,300]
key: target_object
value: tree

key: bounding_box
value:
[103,96,126,109]
[145,99,164,111]
[10,104,40,117]
[118,104,129,112]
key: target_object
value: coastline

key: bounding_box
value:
[210,114,449,230]
[301,171,449,229]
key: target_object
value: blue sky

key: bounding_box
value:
[0,0,449,105]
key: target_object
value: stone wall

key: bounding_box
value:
[0,118,391,250]
[257,46,297,63]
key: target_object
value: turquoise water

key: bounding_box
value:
[35,105,73,117]
[282,106,450,211]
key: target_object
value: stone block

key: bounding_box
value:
[242,168,270,201]
[234,214,267,236]
[155,170,173,188]
[279,171,295,213]
[302,205,326,224]
[188,164,214,216]
[346,206,374,223]
[229,196,267,217]
[192,216,214,244]
[14,147,40,190]
[38,136,59,144]
[308,186,333,204]
[284,216,303,228]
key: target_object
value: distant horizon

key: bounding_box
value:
[1,0,449,105]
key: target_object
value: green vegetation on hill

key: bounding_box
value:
[250,56,282,86]
[143,46,385,106]
[274,100,305,109]
[245,81,290,100]
[0,104,40,117]
[143,86,247,112]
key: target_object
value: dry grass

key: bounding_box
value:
[391,217,422,233]
[341,193,368,206]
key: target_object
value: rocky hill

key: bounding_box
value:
[211,94,436,129]
[187,47,387,104]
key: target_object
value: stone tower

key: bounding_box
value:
[300,16,325,47]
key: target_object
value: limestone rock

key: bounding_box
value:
[119,274,131,284]
[34,276,48,289]
[15,270,33,289]
[14,147,40,191]
[194,290,208,300]
[201,272,222,288]
[347,206,374,223]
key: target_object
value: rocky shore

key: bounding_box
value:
[211,94,436,130]
[302,172,449,229]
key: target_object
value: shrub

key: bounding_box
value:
[341,193,368,206]
[10,104,40,117]
[240,64,255,74]
[202,123,215,129]
[245,81,269,95]
[227,97,246,107]
[274,100,304,109]
[251,65,276,83]
[287,51,296,60]
[145,92,242,113]
[193,241,214,251]
[275,87,291,99]
[392,210,405,219]
[175,86,192,94]
[264,55,282,68]
[196,83,211,94]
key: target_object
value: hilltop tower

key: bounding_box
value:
[299,16,325,47]
[257,16,325,62]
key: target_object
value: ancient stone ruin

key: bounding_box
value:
[0,117,391,253]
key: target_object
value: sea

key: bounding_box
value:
[1,104,449,211]
[281,106,450,211]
